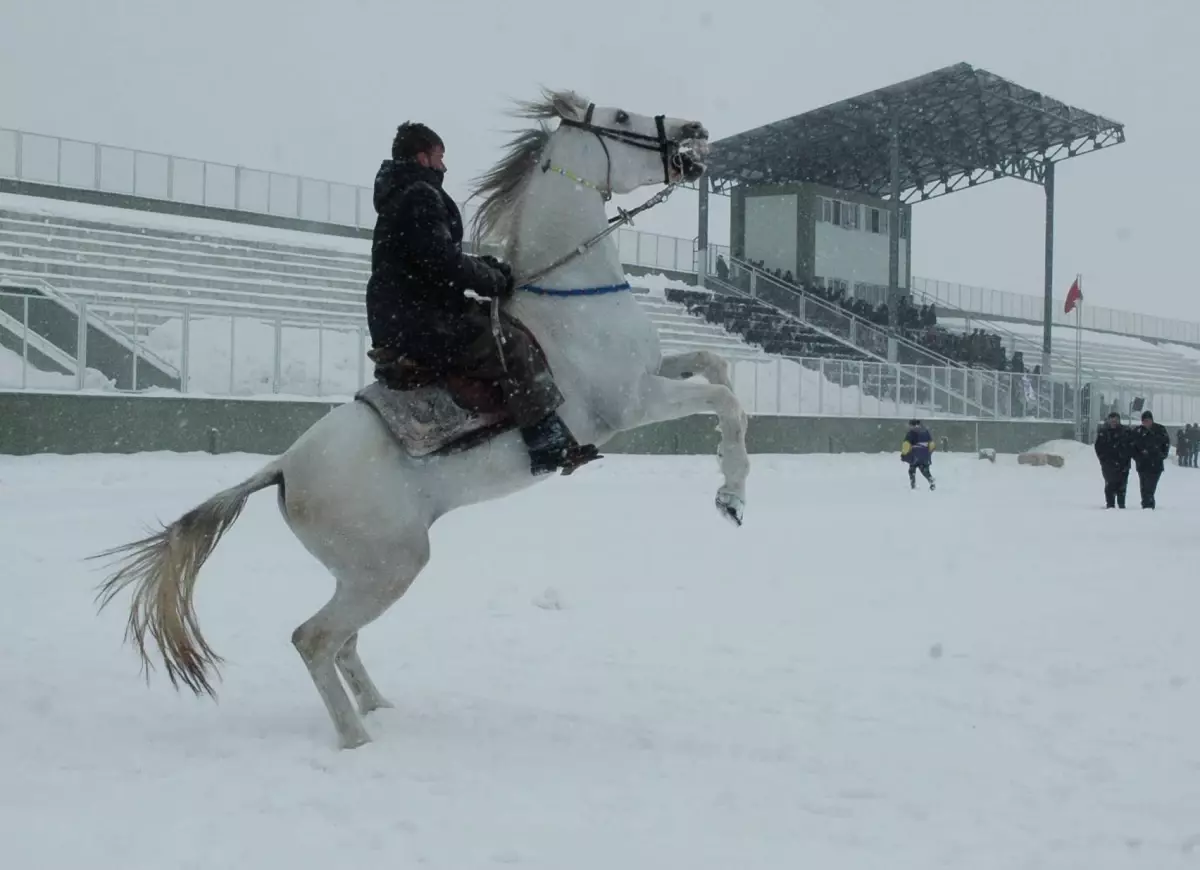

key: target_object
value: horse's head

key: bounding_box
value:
[468,90,710,254]
[543,91,709,196]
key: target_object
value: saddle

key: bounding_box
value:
[354,319,549,459]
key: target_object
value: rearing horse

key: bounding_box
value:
[94,89,751,749]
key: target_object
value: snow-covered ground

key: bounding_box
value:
[2,447,1198,868]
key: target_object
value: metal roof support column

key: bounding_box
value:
[887,110,902,340]
[1042,161,1055,375]
[697,180,710,288]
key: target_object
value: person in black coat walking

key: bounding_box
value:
[1093,411,1132,509]
[1130,410,1172,509]
[365,122,598,476]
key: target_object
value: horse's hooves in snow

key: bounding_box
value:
[715,491,744,526]
[340,731,373,751]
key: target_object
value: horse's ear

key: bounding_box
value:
[551,90,588,121]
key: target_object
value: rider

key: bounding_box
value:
[365,122,599,476]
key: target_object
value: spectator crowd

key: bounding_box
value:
[717,256,1030,373]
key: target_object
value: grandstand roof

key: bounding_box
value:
[704,62,1125,202]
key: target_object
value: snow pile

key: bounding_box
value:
[144,315,365,397]
[635,270,703,299]
[0,343,114,391]
[1025,437,1093,460]
[733,356,889,416]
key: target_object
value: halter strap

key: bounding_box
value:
[540,159,610,201]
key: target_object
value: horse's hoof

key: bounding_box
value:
[339,730,372,750]
[715,491,744,526]
[359,697,394,716]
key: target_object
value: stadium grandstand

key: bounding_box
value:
[2,64,1200,425]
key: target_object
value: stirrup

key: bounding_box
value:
[559,444,602,476]
[530,443,602,477]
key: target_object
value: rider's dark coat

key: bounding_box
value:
[365,159,510,361]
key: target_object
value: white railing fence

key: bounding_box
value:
[0,126,724,277]
[8,290,1196,422]
[911,276,1200,346]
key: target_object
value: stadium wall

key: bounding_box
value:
[0,392,1072,457]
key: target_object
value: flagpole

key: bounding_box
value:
[1075,272,1083,440]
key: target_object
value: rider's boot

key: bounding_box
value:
[520,412,602,476]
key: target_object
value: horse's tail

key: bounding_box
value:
[93,462,284,697]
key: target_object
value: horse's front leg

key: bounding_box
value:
[633,370,750,526]
[656,350,733,386]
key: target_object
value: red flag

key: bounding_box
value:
[1064,278,1082,314]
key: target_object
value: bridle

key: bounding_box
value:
[489,105,707,364]
[514,104,705,288]
[553,102,678,199]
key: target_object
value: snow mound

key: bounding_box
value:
[635,271,702,299]
[1026,438,1091,458]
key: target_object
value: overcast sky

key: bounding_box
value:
[2,0,1194,320]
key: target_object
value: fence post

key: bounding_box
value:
[76,300,89,389]
[272,316,283,393]
[21,295,29,389]
[774,359,782,414]
[357,327,367,389]
[857,362,864,417]
[752,361,759,414]
[131,304,140,390]
[796,358,803,414]
[180,306,191,394]
[317,326,325,397]
[818,358,825,414]
[228,316,236,394]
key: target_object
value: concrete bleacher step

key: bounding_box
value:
[0,209,369,266]
[0,236,366,289]
[0,266,362,317]
[0,205,789,378]
[0,223,369,278]
[0,255,364,302]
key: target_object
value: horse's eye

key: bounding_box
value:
[615,110,629,124]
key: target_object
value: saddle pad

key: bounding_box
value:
[355,380,503,458]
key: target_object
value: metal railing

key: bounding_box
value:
[905,283,1185,425]
[0,125,719,277]
[4,289,1199,423]
[911,275,1200,346]
[715,258,1008,417]
[5,124,1199,349]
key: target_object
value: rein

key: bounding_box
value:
[487,180,677,369]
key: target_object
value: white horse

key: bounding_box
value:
[94,89,751,750]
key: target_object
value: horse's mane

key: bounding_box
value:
[467,89,589,254]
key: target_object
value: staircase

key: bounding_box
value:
[708,260,1003,417]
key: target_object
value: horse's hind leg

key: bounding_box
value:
[336,633,393,715]
[291,533,431,749]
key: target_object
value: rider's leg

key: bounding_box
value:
[462,313,600,475]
